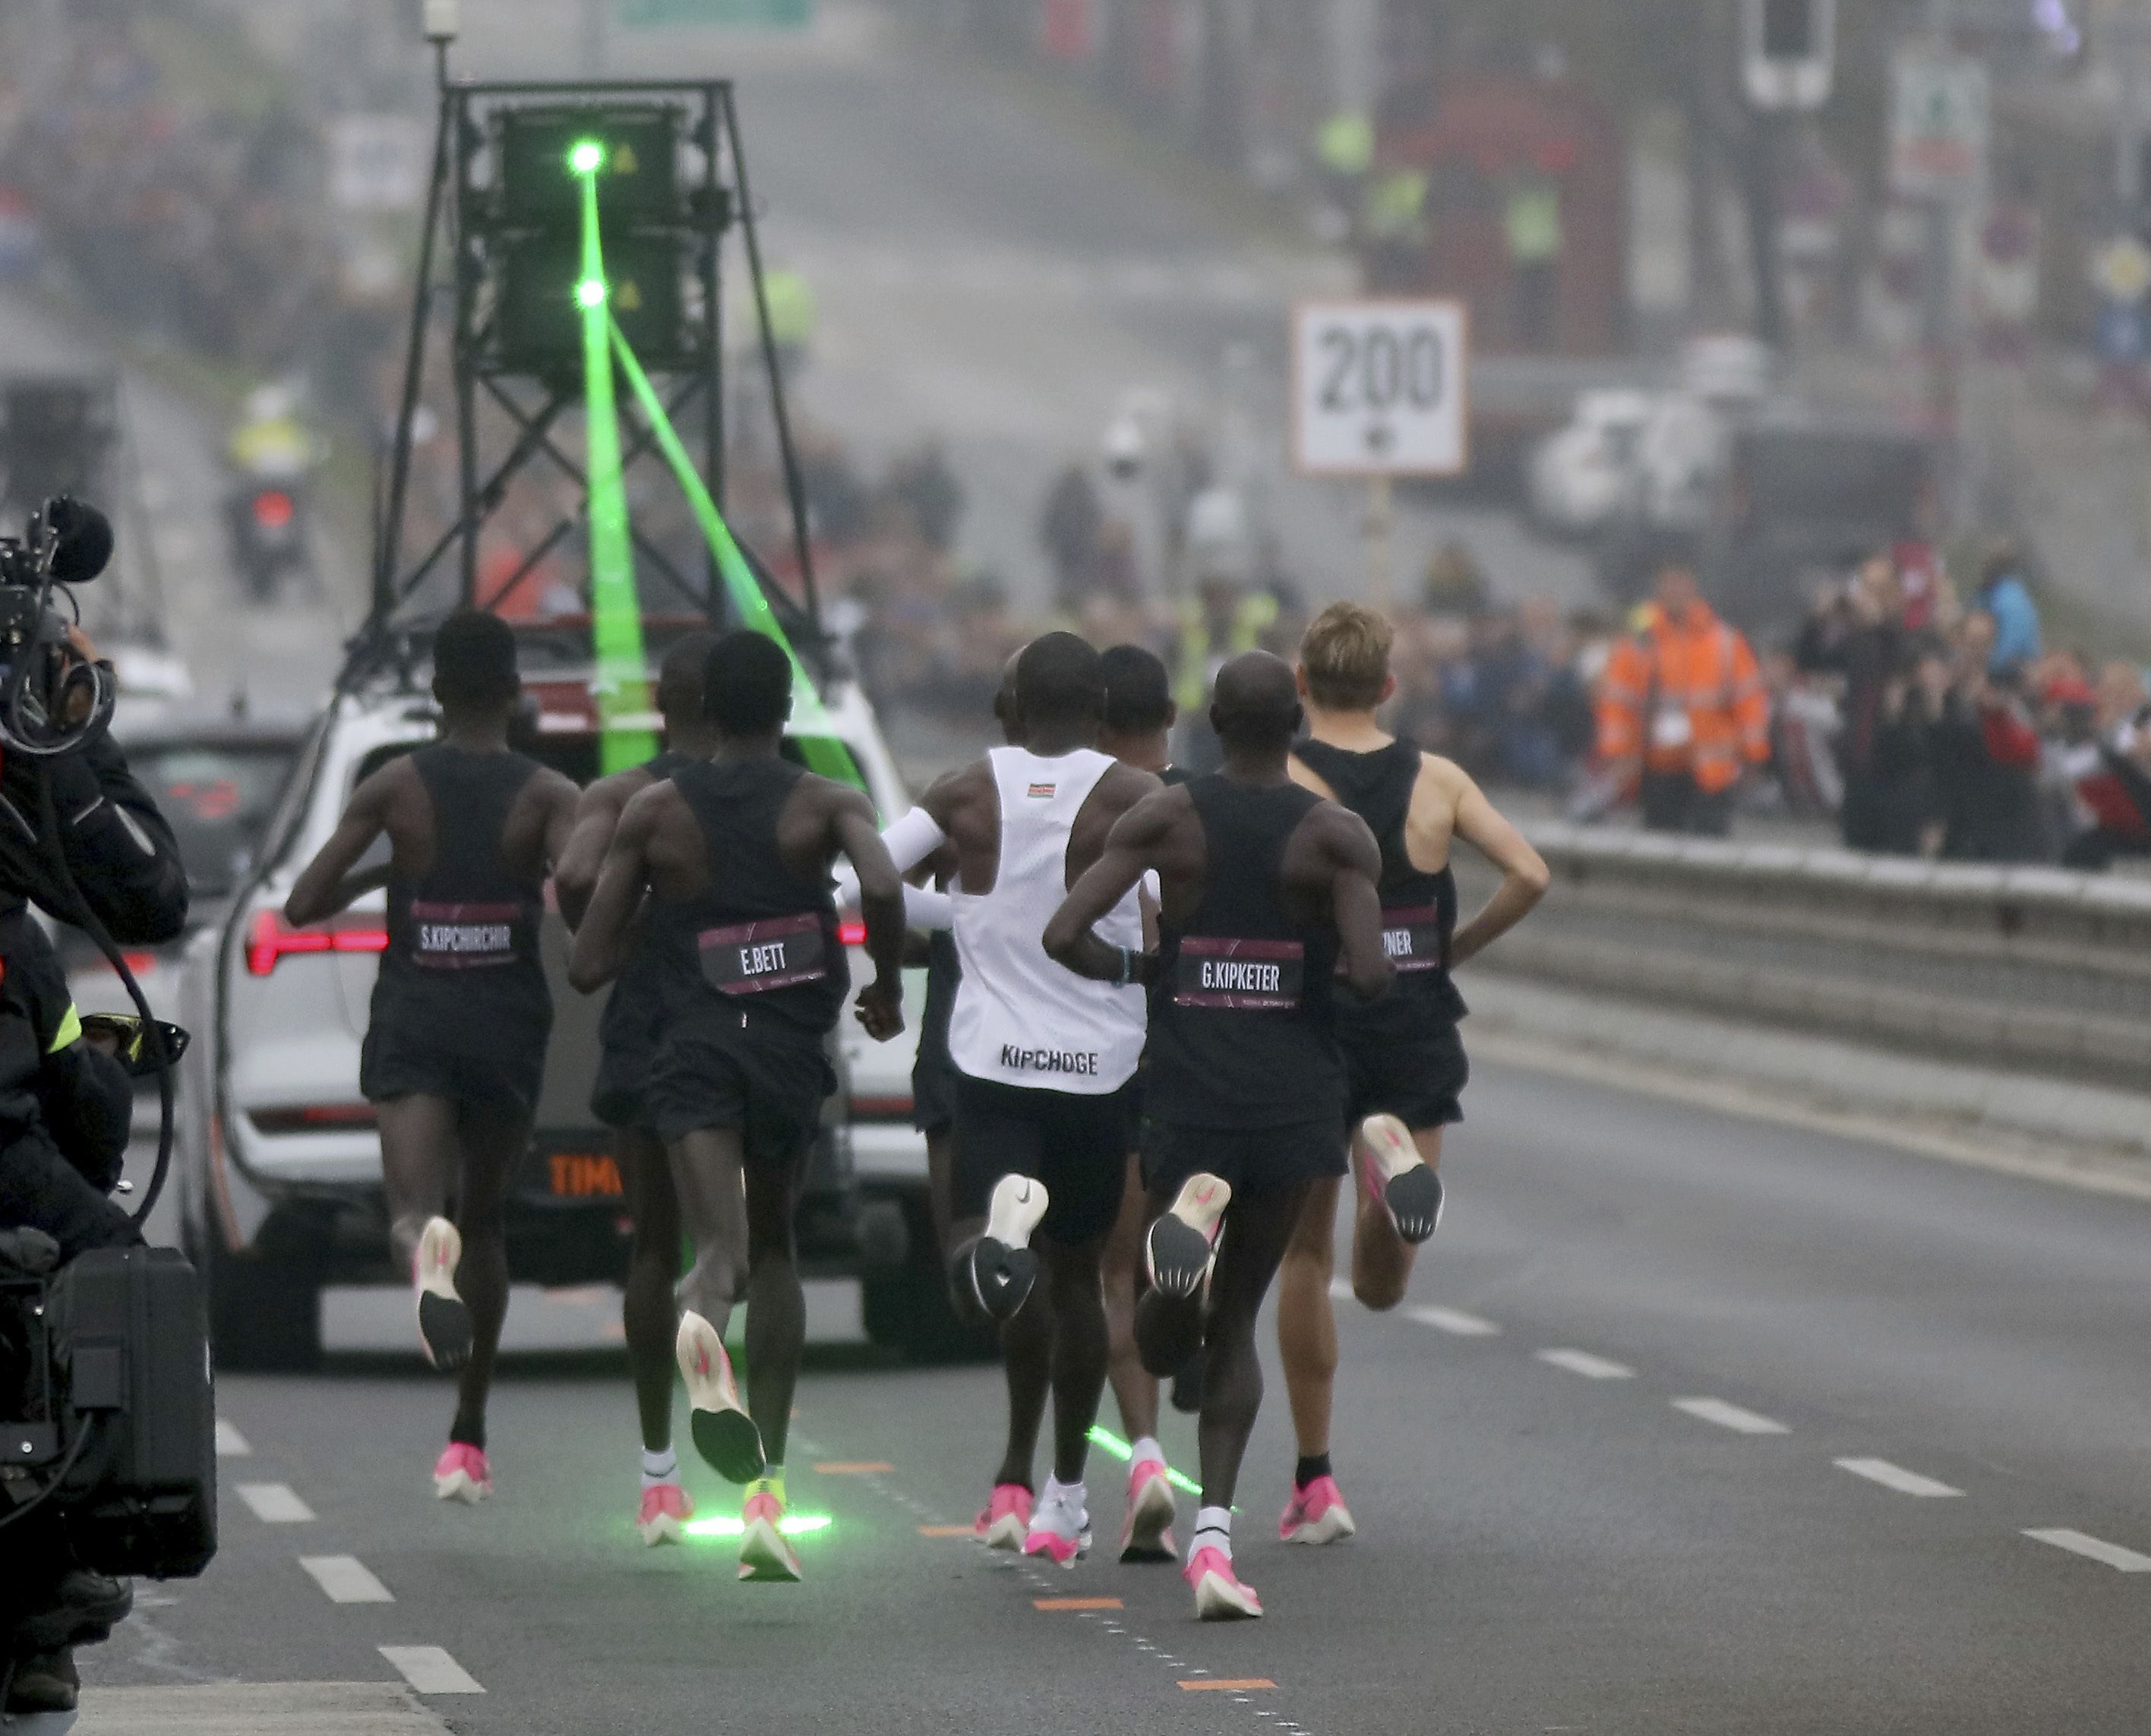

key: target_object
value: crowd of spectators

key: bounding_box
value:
[0,8,335,375]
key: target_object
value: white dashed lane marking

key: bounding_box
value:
[1407,1305,1500,1337]
[380,1646,485,1694]
[1671,1398,1789,1436]
[213,1419,251,1457]
[1834,1458,1963,1498]
[299,1555,393,1603]
[2023,1529,2151,1573]
[1533,1349,1635,1381]
[235,1483,314,1523]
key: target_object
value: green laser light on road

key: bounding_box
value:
[683,1515,834,1539]
[1087,1426,1205,1500]
[567,138,605,177]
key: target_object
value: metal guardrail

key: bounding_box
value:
[1453,824,2151,1091]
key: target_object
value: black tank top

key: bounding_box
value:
[1145,775,1342,1128]
[652,756,848,1038]
[380,743,550,1023]
[599,749,699,1051]
[1294,737,1466,1025]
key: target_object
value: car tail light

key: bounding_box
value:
[251,488,295,530]
[248,1103,377,1136]
[838,918,867,947]
[100,950,160,977]
[848,1094,914,1122]
[246,908,388,976]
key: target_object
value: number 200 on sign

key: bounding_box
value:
[1291,301,1467,478]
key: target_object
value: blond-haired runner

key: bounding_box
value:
[1274,601,1549,1545]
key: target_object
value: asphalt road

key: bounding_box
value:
[75,1056,2151,1735]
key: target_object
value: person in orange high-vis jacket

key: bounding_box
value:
[1594,562,1770,835]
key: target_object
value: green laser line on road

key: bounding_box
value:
[682,1514,834,1539]
[575,150,655,773]
[1087,1426,1203,1499]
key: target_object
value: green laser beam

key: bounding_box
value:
[606,314,865,797]
[568,137,605,176]
[1086,1426,1205,1500]
[682,1514,833,1539]
[577,159,655,773]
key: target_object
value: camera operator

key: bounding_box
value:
[0,617,191,1716]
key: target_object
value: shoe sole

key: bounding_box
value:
[414,1220,470,1371]
[1193,1570,1262,1621]
[1022,1529,1091,1567]
[1281,1504,1357,1546]
[434,1470,491,1504]
[1145,1215,1214,1299]
[638,1513,686,1548]
[968,1237,1039,1322]
[1360,1116,1443,1245]
[739,1519,804,1582]
[979,1513,1028,1551]
[1120,1476,1179,1563]
[1168,1348,1205,1415]
[690,1405,768,1485]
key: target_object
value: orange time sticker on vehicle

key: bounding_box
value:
[548,1154,624,1198]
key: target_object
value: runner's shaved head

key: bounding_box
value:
[1211,650,1301,754]
[1015,631,1104,731]
[655,631,719,728]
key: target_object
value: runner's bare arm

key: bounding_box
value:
[284,762,398,928]
[554,770,640,929]
[566,784,661,993]
[538,768,583,882]
[1445,762,1550,967]
[831,788,907,1042]
[1322,807,1395,1002]
[1043,794,1173,984]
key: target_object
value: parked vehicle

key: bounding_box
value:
[175,622,952,1369]
[1526,387,1652,540]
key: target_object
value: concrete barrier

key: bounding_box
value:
[1453,824,2151,1094]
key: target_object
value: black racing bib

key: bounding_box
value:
[1170,936,1305,1011]
[409,901,526,970]
[698,913,830,996]
[1377,904,1449,974]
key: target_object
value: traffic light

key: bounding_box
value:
[1742,0,1834,112]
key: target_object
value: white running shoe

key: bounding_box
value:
[1022,1482,1091,1568]
[676,1311,766,1484]
[1144,1174,1231,1299]
[965,1174,1050,1321]
[1357,1114,1444,1245]
[414,1217,472,1371]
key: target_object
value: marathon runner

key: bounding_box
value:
[1044,650,1393,1620]
[1091,642,1190,1559]
[554,631,716,1547]
[286,611,580,1503]
[882,633,1156,1566]
[568,630,905,1583]
[1275,603,1548,1545]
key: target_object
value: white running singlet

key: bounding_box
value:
[948,746,1145,1094]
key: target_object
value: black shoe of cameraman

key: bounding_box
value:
[5,1646,80,1713]
[17,1569,131,1652]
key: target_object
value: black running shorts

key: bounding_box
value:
[1140,1117,1347,1205]
[360,1019,548,1118]
[952,1073,1134,1248]
[645,1015,836,1166]
[1341,1018,1468,1132]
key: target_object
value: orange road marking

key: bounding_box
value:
[917,1525,972,1538]
[812,1461,892,1475]
[1180,1679,1276,1692]
[1033,1597,1123,1611]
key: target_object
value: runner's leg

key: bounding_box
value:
[445,1102,525,1450]
[926,1128,955,1260]
[1277,1176,1340,1466]
[1351,1125,1441,1311]
[671,1126,750,1335]
[377,1094,459,1272]
[1196,1182,1307,1513]
[1101,1154,1160,1444]
[1042,1237,1109,1485]
[741,1141,811,1469]
[620,1126,681,1453]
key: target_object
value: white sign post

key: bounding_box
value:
[1290,298,1468,611]
[1889,51,1990,204]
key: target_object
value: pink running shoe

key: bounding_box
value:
[1277,1474,1356,1545]
[1357,1113,1444,1245]
[636,1482,693,1547]
[1022,1484,1091,1568]
[974,1482,1033,1551]
[739,1488,802,1583]
[1118,1459,1177,1564]
[432,1441,492,1504]
[1185,1545,1262,1621]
